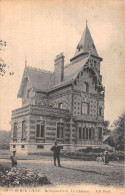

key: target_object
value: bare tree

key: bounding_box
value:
[0,40,14,76]
[0,40,7,76]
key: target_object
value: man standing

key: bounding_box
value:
[10,151,17,167]
[50,141,62,167]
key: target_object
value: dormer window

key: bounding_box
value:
[83,82,89,93]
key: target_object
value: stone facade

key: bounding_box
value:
[10,23,105,156]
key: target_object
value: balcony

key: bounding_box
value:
[12,104,70,119]
[75,114,97,122]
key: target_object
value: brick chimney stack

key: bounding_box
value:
[54,52,65,84]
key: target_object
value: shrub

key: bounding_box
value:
[64,150,125,161]
[0,163,51,187]
[78,147,105,153]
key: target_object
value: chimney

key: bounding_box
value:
[54,52,65,84]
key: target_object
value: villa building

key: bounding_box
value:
[10,23,105,156]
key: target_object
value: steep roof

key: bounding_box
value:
[26,67,53,91]
[74,23,98,58]
[48,57,89,90]
[18,24,103,96]
[64,57,88,82]
[17,66,53,97]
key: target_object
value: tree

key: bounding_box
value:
[0,130,10,149]
[0,40,14,76]
[103,120,110,135]
[108,113,125,151]
[0,40,7,76]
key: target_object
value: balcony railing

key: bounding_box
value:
[12,104,70,118]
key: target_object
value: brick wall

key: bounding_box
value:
[72,67,104,120]
[49,86,72,111]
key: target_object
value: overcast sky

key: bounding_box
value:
[0,0,125,130]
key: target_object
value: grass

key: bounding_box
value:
[0,150,124,187]
[17,157,124,187]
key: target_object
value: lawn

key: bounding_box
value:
[16,156,124,187]
[0,155,124,188]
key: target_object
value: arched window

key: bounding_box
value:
[82,102,89,114]
[22,120,26,139]
[36,121,45,138]
[57,123,64,138]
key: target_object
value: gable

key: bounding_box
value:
[64,57,89,82]
[18,57,103,97]
[74,67,98,94]
[26,67,53,91]
[18,66,53,97]
[22,78,32,99]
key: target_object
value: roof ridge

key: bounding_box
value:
[26,65,53,74]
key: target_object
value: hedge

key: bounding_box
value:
[64,151,125,161]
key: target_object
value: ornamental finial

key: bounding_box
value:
[86,19,88,25]
[25,57,27,67]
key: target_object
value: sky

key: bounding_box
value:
[0,0,125,130]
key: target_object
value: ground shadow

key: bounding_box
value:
[59,166,108,176]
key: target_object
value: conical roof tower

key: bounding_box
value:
[70,22,102,62]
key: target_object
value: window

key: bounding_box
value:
[86,128,89,139]
[58,102,63,109]
[83,128,85,139]
[79,128,95,140]
[82,102,89,114]
[89,128,92,139]
[27,89,30,98]
[36,121,45,138]
[57,123,64,139]
[79,127,82,139]
[37,145,44,149]
[99,108,102,116]
[13,123,17,140]
[22,121,26,139]
[13,145,16,148]
[92,128,95,140]
[98,127,102,140]
[21,145,25,149]
[83,82,89,93]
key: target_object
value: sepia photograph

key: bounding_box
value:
[0,0,125,195]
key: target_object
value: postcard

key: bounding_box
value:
[0,0,124,195]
